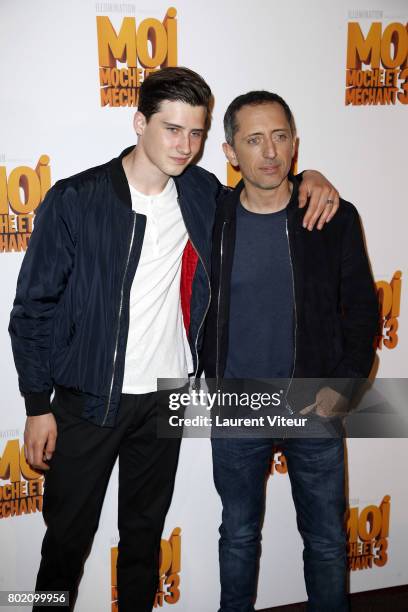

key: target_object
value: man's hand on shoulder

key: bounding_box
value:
[298,170,340,231]
[24,413,57,470]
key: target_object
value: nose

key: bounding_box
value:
[177,133,191,156]
[263,137,277,159]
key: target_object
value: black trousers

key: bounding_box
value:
[33,392,182,612]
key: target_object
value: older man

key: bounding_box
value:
[202,91,378,611]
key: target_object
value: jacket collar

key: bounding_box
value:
[109,145,190,209]
[110,146,134,209]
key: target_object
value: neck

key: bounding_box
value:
[122,145,170,195]
[241,178,292,214]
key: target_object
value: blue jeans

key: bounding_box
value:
[211,437,349,612]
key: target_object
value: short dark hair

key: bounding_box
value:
[224,91,296,145]
[138,66,212,121]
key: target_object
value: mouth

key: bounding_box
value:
[259,164,280,174]
[170,156,191,165]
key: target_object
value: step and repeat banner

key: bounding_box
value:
[0,1,407,610]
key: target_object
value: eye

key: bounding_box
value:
[274,132,288,143]
[247,137,260,145]
[166,127,179,133]
[191,131,202,139]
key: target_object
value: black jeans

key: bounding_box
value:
[33,391,181,612]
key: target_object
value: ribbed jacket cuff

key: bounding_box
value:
[23,391,52,416]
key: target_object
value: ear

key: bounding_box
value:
[292,135,299,161]
[133,111,147,137]
[222,142,239,167]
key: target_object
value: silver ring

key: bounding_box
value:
[326,199,334,205]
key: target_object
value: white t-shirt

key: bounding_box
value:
[122,178,193,394]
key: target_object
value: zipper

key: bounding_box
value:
[284,216,297,420]
[216,221,227,387]
[191,237,211,383]
[102,212,137,425]
[176,197,211,385]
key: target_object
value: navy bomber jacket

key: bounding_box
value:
[9,147,223,427]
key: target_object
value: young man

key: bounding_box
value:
[9,69,339,611]
[202,92,379,611]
